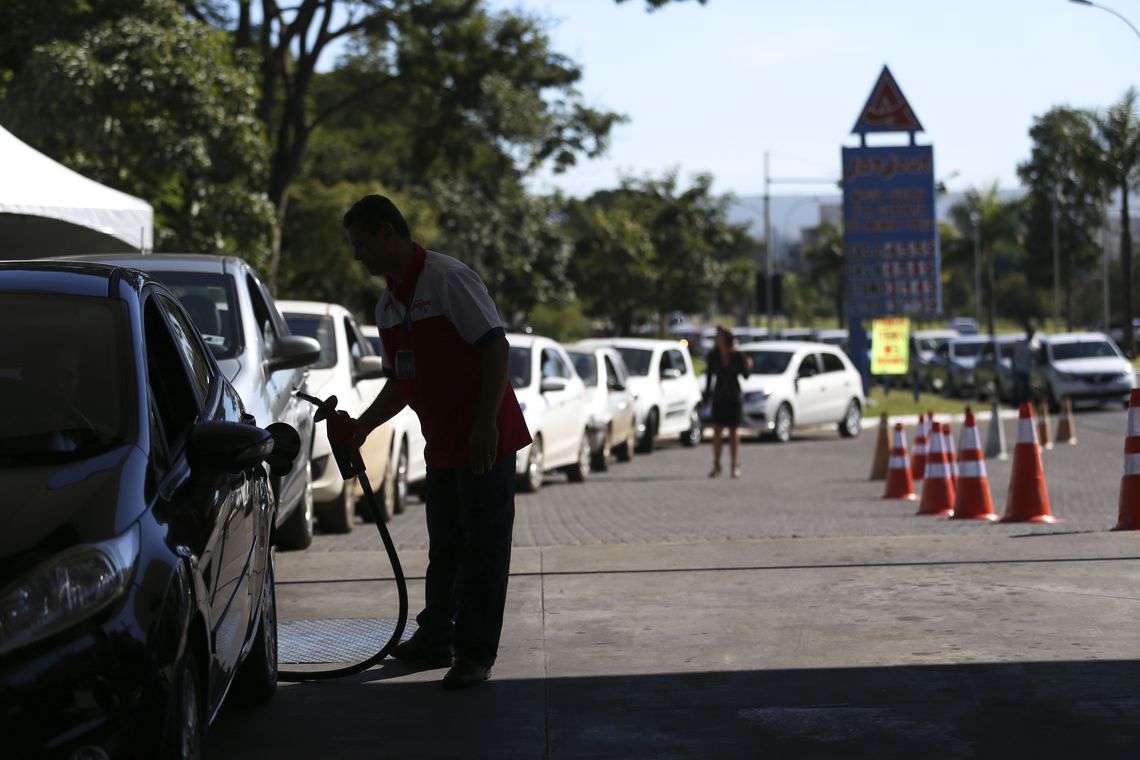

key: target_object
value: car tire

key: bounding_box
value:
[231,551,278,706]
[276,460,314,551]
[772,403,793,443]
[681,408,702,447]
[166,646,204,760]
[637,410,658,454]
[566,431,591,482]
[614,426,635,463]
[838,399,861,438]
[518,436,544,493]
[317,480,356,534]
[591,427,612,472]
[392,438,410,515]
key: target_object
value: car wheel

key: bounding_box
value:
[518,436,544,493]
[318,479,356,534]
[166,647,203,760]
[773,403,793,443]
[614,425,635,463]
[392,438,410,515]
[591,427,612,472]
[231,550,278,706]
[838,399,861,438]
[276,459,314,551]
[637,410,658,454]
[681,408,701,447]
[566,431,591,482]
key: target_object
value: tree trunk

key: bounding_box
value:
[236,1,252,48]
[1120,183,1134,356]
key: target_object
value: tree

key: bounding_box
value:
[947,183,1024,336]
[1086,87,1140,354]
[0,1,273,259]
[804,222,845,324]
[1017,106,1105,330]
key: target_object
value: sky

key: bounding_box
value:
[481,0,1139,200]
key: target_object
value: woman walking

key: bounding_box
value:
[705,326,752,478]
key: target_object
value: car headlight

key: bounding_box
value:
[743,391,770,403]
[0,525,140,657]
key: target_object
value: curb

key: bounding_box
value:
[860,407,1021,430]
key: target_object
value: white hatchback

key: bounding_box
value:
[508,334,592,492]
[565,344,638,471]
[717,341,865,443]
[576,337,703,452]
[280,301,427,527]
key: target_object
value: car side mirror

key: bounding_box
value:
[353,355,387,383]
[660,368,683,380]
[268,335,322,373]
[540,377,569,393]
[188,421,275,474]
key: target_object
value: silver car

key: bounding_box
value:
[62,254,321,549]
[566,345,638,470]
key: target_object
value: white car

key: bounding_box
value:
[576,337,703,452]
[566,344,638,470]
[508,334,592,492]
[720,341,865,443]
[1033,332,1136,410]
[360,323,383,357]
[280,301,427,528]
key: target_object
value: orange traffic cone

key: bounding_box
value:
[943,423,958,491]
[870,413,890,480]
[883,423,918,500]
[951,409,998,521]
[917,421,955,517]
[1037,399,1054,450]
[911,414,927,482]
[1002,403,1058,523]
[1113,389,1140,530]
[1055,396,1078,445]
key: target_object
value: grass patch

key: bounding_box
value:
[864,385,982,418]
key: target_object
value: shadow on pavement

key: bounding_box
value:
[208,659,1140,759]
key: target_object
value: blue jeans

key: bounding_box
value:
[415,456,516,667]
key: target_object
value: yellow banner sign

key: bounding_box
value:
[871,318,910,375]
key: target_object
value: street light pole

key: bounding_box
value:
[970,208,982,325]
[764,151,773,334]
[1070,0,1140,41]
[1051,188,1062,331]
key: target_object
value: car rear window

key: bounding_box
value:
[153,271,242,360]
[743,350,794,375]
[952,342,984,358]
[284,314,336,369]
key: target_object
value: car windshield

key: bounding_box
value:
[616,348,653,376]
[743,350,794,375]
[568,351,598,386]
[952,342,984,358]
[0,293,134,463]
[509,346,532,389]
[284,314,336,369]
[152,271,242,360]
[1051,340,1118,361]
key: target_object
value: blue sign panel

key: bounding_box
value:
[841,144,940,319]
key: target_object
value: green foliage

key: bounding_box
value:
[525,300,593,343]
[804,221,844,322]
[0,0,272,260]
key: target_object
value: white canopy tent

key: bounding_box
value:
[0,124,153,259]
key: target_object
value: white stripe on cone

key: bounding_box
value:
[1130,411,1140,438]
[1017,418,1038,444]
[1125,452,1140,476]
[889,455,908,468]
[961,426,982,452]
[926,463,951,479]
[959,460,986,478]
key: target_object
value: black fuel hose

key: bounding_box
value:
[277,447,409,682]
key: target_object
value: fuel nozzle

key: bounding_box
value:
[296,391,364,481]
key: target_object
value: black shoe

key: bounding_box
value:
[390,637,452,668]
[441,659,491,690]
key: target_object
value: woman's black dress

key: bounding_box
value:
[705,349,750,427]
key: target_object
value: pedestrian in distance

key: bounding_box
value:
[705,326,752,478]
[1011,321,1040,409]
[344,194,532,690]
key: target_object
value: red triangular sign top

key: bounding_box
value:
[852,66,923,134]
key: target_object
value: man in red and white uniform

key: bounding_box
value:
[344,195,530,690]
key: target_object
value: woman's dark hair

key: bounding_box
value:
[716,325,735,345]
[343,194,411,238]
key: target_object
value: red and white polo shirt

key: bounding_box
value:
[374,244,531,468]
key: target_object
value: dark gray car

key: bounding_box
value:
[59,254,321,549]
